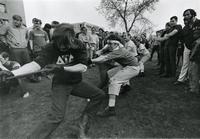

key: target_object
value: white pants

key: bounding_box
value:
[139,53,150,72]
[107,65,140,96]
[178,46,190,82]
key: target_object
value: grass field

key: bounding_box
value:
[0,59,200,139]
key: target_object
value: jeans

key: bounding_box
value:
[28,81,105,139]
[107,65,140,96]
[164,44,177,77]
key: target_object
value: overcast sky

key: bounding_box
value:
[23,0,200,32]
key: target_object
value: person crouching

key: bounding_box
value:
[92,34,140,117]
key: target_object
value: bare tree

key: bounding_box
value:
[131,22,155,36]
[97,0,159,33]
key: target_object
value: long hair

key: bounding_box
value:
[52,23,75,49]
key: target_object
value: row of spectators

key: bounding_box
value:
[150,9,200,94]
[1,8,199,97]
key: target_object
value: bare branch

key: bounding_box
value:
[97,0,159,33]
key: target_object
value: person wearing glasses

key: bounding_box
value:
[92,34,140,117]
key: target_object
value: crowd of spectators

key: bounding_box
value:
[0,8,199,100]
[0,8,200,139]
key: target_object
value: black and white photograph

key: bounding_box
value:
[0,0,200,138]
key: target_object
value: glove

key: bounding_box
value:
[45,64,64,73]
[0,70,14,84]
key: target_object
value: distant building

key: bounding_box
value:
[0,0,26,25]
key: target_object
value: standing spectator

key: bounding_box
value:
[135,38,150,77]
[165,16,182,78]
[98,28,104,49]
[149,31,160,65]
[29,19,49,58]
[174,17,191,85]
[159,22,171,75]
[27,18,38,38]
[121,32,126,39]
[29,19,49,82]
[181,9,200,93]
[6,15,31,66]
[78,26,91,64]
[49,21,59,40]
[141,33,150,49]
[43,23,51,40]
[89,27,99,60]
[0,19,9,53]
[27,18,39,55]
[157,16,182,78]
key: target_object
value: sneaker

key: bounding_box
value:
[23,92,30,98]
[97,106,116,117]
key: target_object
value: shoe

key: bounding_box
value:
[138,72,145,77]
[174,81,184,85]
[97,106,116,117]
[120,85,131,95]
[23,92,30,98]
